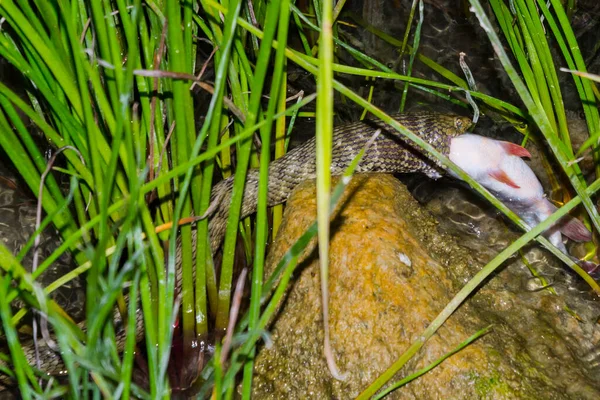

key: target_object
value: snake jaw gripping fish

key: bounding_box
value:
[2,111,594,386]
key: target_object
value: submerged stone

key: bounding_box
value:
[251,174,600,399]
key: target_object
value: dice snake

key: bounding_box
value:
[1,111,471,386]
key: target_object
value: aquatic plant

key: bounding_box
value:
[0,0,597,398]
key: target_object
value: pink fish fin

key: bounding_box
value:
[488,170,520,189]
[499,142,531,158]
[559,216,593,242]
[569,253,600,275]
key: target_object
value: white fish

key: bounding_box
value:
[449,134,594,271]
[447,134,532,192]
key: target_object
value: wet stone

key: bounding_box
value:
[251,174,600,400]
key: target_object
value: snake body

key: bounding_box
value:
[206,112,471,251]
[3,111,471,385]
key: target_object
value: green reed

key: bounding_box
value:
[362,0,600,396]
[1,0,598,398]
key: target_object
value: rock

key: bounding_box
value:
[251,174,600,399]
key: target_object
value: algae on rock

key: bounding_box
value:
[250,174,600,400]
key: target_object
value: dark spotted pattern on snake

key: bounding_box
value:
[1,112,471,385]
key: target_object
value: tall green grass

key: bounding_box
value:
[0,0,598,398]
[361,0,600,396]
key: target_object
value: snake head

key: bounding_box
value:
[454,115,473,135]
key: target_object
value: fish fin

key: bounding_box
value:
[500,142,531,158]
[559,216,593,242]
[488,170,520,189]
[577,259,599,274]
[543,200,592,242]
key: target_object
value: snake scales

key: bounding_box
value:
[2,111,471,385]
[205,112,471,250]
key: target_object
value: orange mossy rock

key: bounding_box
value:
[250,174,600,400]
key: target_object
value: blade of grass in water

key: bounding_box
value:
[166,0,198,353]
[241,0,292,396]
[3,94,316,318]
[290,5,477,111]
[372,326,492,400]
[0,109,74,238]
[315,0,347,381]
[215,0,279,332]
[201,2,528,119]
[346,11,469,89]
[538,0,600,162]
[164,3,244,396]
[397,0,419,61]
[0,0,225,394]
[1,89,315,399]
[0,83,93,185]
[560,68,600,156]
[291,6,314,56]
[194,49,227,340]
[0,276,37,398]
[271,80,290,238]
[399,0,423,112]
